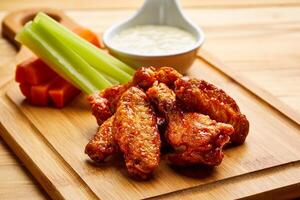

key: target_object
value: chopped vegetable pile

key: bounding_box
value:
[15,12,135,107]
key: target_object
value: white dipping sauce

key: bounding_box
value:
[109,25,196,55]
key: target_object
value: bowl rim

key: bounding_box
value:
[103,23,205,58]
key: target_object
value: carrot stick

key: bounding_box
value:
[49,77,81,108]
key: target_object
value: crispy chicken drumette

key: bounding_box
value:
[85,116,117,162]
[174,77,249,144]
[113,86,161,179]
[147,82,233,166]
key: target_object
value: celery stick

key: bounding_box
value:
[16,22,112,94]
[34,13,135,83]
[103,74,119,85]
[31,22,113,91]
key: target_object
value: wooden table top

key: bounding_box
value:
[0,1,299,199]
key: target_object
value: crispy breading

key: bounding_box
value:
[113,87,161,179]
[147,83,233,166]
[85,116,117,162]
[174,77,249,144]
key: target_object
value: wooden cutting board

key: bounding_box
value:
[0,8,300,200]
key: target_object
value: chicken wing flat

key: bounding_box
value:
[85,116,117,162]
[87,84,128,125]
[113,86,161,179]
[174,77,249,144]
[147,83,233,166]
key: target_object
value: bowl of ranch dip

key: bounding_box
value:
[103,0,204,74]
[109,25,197,56]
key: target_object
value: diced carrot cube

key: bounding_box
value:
[49,77,81,108]
[30,76,59,106]
[16,57,57,85]
[15,64,27,83]
[24,58,57,85]
[19,83,31,100]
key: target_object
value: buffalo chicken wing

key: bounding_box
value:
[147,83,233,166]
[87,84,128,125]
[113,86,161,179]
[85,66,249,179]
[85,116,117,162]
[174,77,249,144]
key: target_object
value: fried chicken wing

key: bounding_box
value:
[100,84,129,112]
[113,87,161,179]
[87,93,112,126]
[155,67,183,87]
[147,83,233,166]
[132,66,157,89]
[85,116,117,162]
[166,113,233,166]
[132,66,182,89]
[174,77,249,144]
[87,84,128,125]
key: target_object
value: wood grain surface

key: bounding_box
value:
[3,57,300,199]
[0,1,300,199]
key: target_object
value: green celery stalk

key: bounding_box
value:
[103,74,119,85]
[16,22,112,94]
[34,12,135,83]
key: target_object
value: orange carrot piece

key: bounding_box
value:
[49,77,81,108]
[30,76,60,106]
[16,57,57,85]
[15,63,27,83]
[24,58,57,85]
[19,83,31,100]
[73,27,103,48]
[98,33,105,49]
